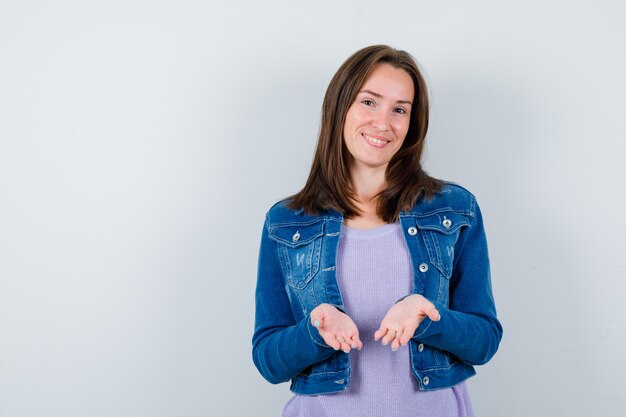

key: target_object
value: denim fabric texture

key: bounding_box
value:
[252,182,503,395]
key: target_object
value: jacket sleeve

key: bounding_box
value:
[412,197,503,365]
[251,214,335,384]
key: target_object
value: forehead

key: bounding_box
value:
[359,63,414,101]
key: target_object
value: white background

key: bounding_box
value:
[1,1,625,416]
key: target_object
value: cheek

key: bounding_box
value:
[393,120,410,139]
[343,113,360,140]
[346,106,366,127]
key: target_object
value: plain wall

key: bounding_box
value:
[1,1,625,416]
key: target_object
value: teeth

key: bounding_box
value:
[364,134,388,145]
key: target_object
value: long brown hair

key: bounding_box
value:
[288,45,443,222]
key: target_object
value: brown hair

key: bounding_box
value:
[288,44,443,222]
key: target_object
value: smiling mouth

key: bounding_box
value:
[362,133,390,147]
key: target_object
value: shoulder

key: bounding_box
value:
[405,181,478,217]
[265,198,341,227]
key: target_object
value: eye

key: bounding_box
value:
[394,107,407,114]
[361,99,375,107]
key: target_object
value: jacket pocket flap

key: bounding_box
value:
[269,221,324,247]
[415,211,471,234]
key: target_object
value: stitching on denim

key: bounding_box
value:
[309,282,318,307]
[270,217,331,228]
[406,207,474,219]
[414,211,471,235]
[433,347,452,368]
[325,231,340,237]
[424,230,457,279]
[470,194,477,218]
[322,266,336,272]
[401,220,425,295]
[437,272,446,302]
[293,384,350,396]
[419,358,459,372]
[294,289,306,315]
[278,237,323,290]
[421,231,438,273]
[323,283,330,305]
[450,195,479,272]
[269,229,324,247]
[284,283,294,305]
[298,369,348,377]
[430,231,443,269]
[433,346,442,368]
[312,238,321,277]
[305,240,314,279]
[275,242,292,284]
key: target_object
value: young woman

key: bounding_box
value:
[252,45,503,417]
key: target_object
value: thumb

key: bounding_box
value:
[310,309,326,328]
[427,305,441,322]
[419,299,440,322]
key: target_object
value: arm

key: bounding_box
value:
[251,215,335,384]
[412,198,503,365]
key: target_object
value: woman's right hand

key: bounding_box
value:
[310,304,362,353]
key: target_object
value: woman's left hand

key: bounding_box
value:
[374,294,441,351]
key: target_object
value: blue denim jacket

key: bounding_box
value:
[252,182,503,395]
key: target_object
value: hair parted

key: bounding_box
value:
[288,44,443,222]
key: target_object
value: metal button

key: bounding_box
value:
[418,343,424,352]
[408,226,417,236]
[419,263,428,273]
[292,231,300,242]
[423,376,430,386]
[442,217,452,229]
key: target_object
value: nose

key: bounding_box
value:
[371,109,391,131]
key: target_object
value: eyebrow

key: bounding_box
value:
[359,89,413,106]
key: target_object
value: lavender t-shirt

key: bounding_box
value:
[283,222,475,417]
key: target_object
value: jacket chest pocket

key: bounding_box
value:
[268,221,324,290]
[416,211,471,279]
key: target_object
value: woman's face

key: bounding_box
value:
[343,63,414,173]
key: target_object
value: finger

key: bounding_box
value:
[335,333,350,352]
[346,327,361,347]
[391,327,405,350]
[374,327,387,341]
[337,332,354,352]
[320,331,341,350]
[328,338,341,350]
[382,328,397,346]
[391,328,404,350]
[391,340,400,351]
[349,334,363,350]
[399,325,415,346]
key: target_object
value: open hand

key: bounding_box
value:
[310,303,363,353]
[374,294,440,351]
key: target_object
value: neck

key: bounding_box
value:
[345,163,387,228]
[349,164,387,202]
